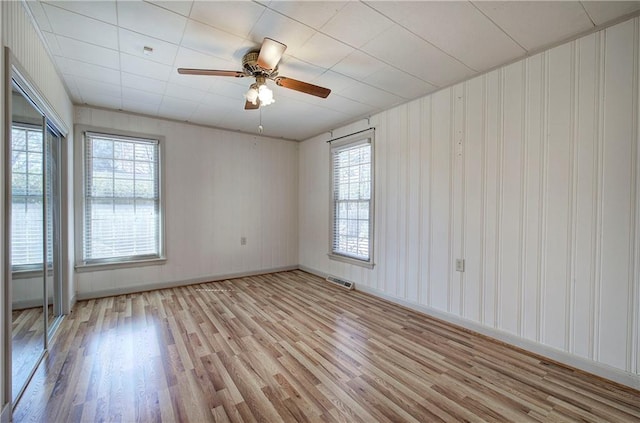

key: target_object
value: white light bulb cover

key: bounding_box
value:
[258,84,275,106]
[245,87,259,105]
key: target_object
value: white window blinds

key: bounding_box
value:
[83,132,161,263]
[331,134,373,264]
[11,124,44,268]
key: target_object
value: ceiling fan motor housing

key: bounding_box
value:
[242,51,277,77]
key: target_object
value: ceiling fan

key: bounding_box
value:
[178,37,331,110]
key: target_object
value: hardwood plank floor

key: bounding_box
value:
[12,307,45,402]
[13,270,640,422]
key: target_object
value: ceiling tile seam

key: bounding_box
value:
[276,63,404,108]
[41,1,116,27]
[51,34,121,69]
[247,6,315,51]
[360,0,478,73]
[116,0,124,112]
[20,1,81,106]
[162,4,191,105]
[187,14,254,45]
[142,0,190,18]
[327,51,442,91]
[468,1,528,53]
[579,2,597,27]
[176,19,249,64]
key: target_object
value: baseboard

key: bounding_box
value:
[12,296,54,310]
[297,265,640,391]
[75,265,299,301]
[1,402,10,423]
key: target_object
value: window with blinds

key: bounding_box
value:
[330,131,374,267]
[82,132,162,264]
[11,124,44,269]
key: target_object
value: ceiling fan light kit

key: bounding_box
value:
[177,37,331,111]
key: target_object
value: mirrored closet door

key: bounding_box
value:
[9,78,63,405]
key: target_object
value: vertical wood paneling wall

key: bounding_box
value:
[299,18,640,380]
[74,107,299,298]
[2,1,73,128]
[2,1,73,413]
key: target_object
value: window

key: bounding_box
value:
[80,131,163,266]
[330,130,374,267]
[11,124,44,270]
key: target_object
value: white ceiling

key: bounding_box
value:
[26,0,640,140]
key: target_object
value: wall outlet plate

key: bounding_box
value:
[455,259,465,272]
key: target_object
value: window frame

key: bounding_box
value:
[74,125,166,271]
[328,129,375,269]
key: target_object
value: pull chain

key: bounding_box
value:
[258,107,264,134]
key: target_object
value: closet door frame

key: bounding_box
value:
[2,47,70,411]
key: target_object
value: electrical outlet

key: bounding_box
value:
[455,259,465,272]
[241,237,247,246]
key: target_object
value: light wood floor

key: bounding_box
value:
[13,270,640,422]
[12,307,45,402]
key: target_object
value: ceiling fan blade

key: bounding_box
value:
[257,38,287,70]
[178,68,246,77]
[273,77,331,98]
[244,99,260,110]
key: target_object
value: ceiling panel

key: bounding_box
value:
[363,64,436,100]
[122,88,163,107]
[120,53,173,80]
[361,25,475,87]
[158,96,199,121]
[121,72,167,93]
[122,98,161,116]
[117,0,188,44]
[339,80,404,109]
[292,32,354,69]
[189,103,232,127]
[249,9,316,54]
[118,28,179,66]
[277,56,325,84]
[147,0,194,17]
[42,0,117,24]
[25,0,640,141]
[164,82,207,103]
[56,36,120,69]
[181,19,247,60]
[75,76,122,101]
[582,1,640,25]
[60,73,82,102]
[80,91,122,110]
[268,1,347,30]
[207,79,249,104]
[331,50,388,81]
[367,1,525,72]
[311,70,359,95]
[56,57,121,85]
[473,1,593,51]
[189,1,266,38]
[320,2,395,49]
[317,94,377,117]
[43,3,118,49]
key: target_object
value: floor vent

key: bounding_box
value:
[326,276,355,290]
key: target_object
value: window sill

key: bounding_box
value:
[12,268,52,280]
[328,253,375,269]
[75,257,167,273]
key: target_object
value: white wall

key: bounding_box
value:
[2,0,74,415]
[74,107,299,298]
[299,17,640,386]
